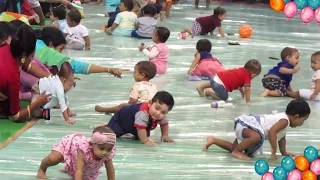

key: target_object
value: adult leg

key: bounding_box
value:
[37,150,64,179]
[195,0,199,9]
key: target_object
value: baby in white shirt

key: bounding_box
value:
[32,62,76,124]
[95,61,157,114]
[64,9,90,50]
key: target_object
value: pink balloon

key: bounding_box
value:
[261,172,274,180]
[310,159,320,175]
[300,6,314,25]
[287,169,302,180]
[314,7,320,25]
[284,2,298,19]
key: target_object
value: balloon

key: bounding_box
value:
[310,159,320,175]
[238,24,253,38]
[307,0,320,10]
[255,159,270,175]
[301,170,316,180]
[284,0,291,3]
[287,169,302,180]
[273,166,288,180]
[300,6,314,24]
[295,156,310,171]
[304,146,319,162]
[261,172,275,180]
[294,0,308,10]
[270,0,285,12]
[284,2,298,19]
[281,156,296,172]
[315,7,320,25]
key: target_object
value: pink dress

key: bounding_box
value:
[150,43,169,75]
[52,133,116,180]
[191,57,225,77]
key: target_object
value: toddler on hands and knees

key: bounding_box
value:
[95,61,157,114]
[181,6,226,38]
[64,9,91,50]
[139,27,170,75]
[203,99,310,160]
[288,51,320,101]
[31,62,76,124]
[100,91,174,146]
[37,126,116,180]
[196,59,261,103]
[260,47,300,97]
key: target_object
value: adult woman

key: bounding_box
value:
[0,22,49,122]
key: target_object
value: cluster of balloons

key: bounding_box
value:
[254,146,320,180]
[270,0,320,25]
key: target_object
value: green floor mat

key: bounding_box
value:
[30,19,52,29]
[0,101,30,143]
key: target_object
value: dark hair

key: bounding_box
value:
[121,0,134,11]
[68,9,82,24]
[50,62,74,78]
[286,99,310,118]
[311,51,320,60]
[10,24,36,58]
[141,4,156,16]
[136,61,157,80]
[51,6,66,20]
[280,47,298,61]
[0,22,15,43]
[37,26,66,47]
[196,39,212,52]
[10,19,27,29]
[93,125,115,134]
[213,6,226,16]
[152,91,174,111]
[244,59,261,75]
[155,27,170,43]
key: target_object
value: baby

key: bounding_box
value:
[50,5,67,32]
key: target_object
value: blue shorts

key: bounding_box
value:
[131,30,152,39]
[210,76,228,101]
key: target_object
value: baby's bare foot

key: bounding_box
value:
[37,168,47,179]
[231,150,251,160]
[196,87,205,97]
[203,136,215,151]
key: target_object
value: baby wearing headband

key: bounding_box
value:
[37,126,116,180]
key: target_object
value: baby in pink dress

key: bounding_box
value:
[37,126,116,180]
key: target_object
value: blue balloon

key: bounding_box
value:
[284,0,292,3]
[304,146,319,162]
[273,166,288,180]
[307,0,320,10]
[281,156,296,172]
[255,159,269,175]
[294,0,308,10]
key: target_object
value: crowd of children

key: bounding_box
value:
[0,0,318,179]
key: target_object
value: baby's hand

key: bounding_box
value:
[66,119,75,125]
[145,140,157,146]
[310,93,317,100]
[138,43,145,51]
[161,135,174,142]
[271,154,277,160]
[293,66,300,73]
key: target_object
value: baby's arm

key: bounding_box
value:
[75,150,85,180]
[279,66,300,74]
[57,88,74,124]
[141,46,159,59]
[217,27,225,37]
[268,119,289,159]
[104,159,115,180]
[84,36,90,50]
[137,129,157,145]
[135,111,157,145]
[311,79,320,100]
[134,21,140,29]
[160,124,173,142]
[244,85,252,103]
[188,53,201,74]
[52,23,60,29]
[278,136,295,157]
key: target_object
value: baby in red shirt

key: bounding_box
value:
[196,59,261,103]
[181,6,226,38]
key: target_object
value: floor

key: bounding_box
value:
[1,1,320,179]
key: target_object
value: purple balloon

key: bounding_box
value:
[284,2,298,19]
[315,7,320,25]
[287,169,302,180]
[261,172,274,180]
[310,159,320,175]
[300,6,314,24]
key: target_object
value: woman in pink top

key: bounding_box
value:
[139,27,170,75]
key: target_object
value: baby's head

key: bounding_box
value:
[132,0,141,14]
[51,62,74,93]
[244,59,261,78]
[133,61,157,82]
[196,39,212,53]
[90,126,116,159]
[119,0,134,12]
[148,91,174,120]
[286,98,310,128]
[281,47,299,66]
[50,6,66,21]
[310,51,320,71]
[213,6,226,21]
[66,9,82,27]
[152,27,170,44]
[141,4,157,17]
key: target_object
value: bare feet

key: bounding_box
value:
[231,150,251,160]
[259,89,270,97]
[203,136,215,151]
[59,168,67,173]
[95,105,107,113]
[196,86,205,97]
[100,25,106,31]
[37,168,47,179]
[68,111,76,117]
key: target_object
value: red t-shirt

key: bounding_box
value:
[196,15,221,34]
[217,68,252,92]
[0,45,21,118]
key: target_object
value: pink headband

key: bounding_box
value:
[90,132,116,145]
